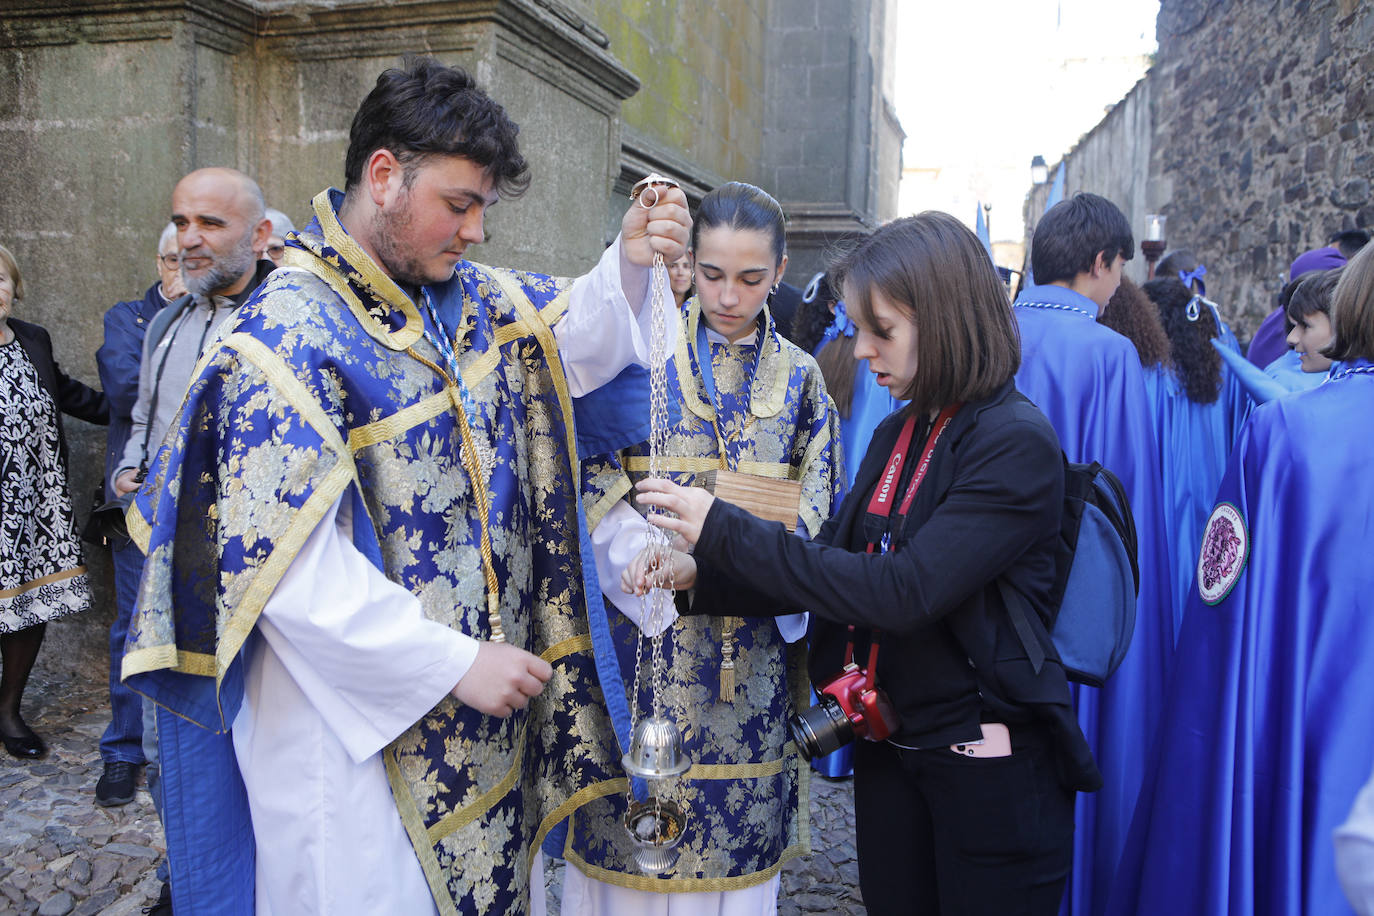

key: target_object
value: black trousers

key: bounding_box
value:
[852,725,1075,916]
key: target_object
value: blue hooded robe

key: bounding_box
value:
[1012,283,1173,916]
[1108,360,1374,916]
[1144,338,1251,637]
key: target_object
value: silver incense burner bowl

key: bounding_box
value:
[624,796,687,874]
[621,714,691,779]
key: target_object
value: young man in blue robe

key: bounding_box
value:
[1109,245,1374,916]
[1011,193,1172,916]
[120,58,690,915]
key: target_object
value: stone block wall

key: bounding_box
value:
[762,0,903,284]
[586,0,903,284]
[1026,78,1156,286]
[1151,0,1374,334]
[588,0,765,186]
[1024,0,1374,339]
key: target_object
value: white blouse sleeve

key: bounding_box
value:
[593,500,808,643]
[1336,761,1374,916]
[591,500,678,638]
[554,236,677,397]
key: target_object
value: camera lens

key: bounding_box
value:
[788,695,855,760]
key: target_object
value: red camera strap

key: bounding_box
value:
[846,403,959,685]
[865,403,961,554]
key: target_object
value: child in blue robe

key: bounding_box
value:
[1139,277,1251,636]
[567,182,844,915]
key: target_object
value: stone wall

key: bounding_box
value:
[587,0,903,283]
[763,0,904,283]
[1026,77,1156,286]
[1023,0,1374,340]
[1151,0,1374,334]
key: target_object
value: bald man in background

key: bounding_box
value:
[113,167,273,498]
[109,167,274,914]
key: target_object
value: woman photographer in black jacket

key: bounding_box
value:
[627,212,1099,915]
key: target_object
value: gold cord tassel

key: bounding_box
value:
[718,617,740,701]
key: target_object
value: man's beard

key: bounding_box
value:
[182,235,255,298]
[372,193,457,287]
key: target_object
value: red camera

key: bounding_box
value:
[789,632,899,760]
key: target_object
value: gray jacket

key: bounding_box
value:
[114,261,274,487]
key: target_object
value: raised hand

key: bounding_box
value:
[633,477,715,547]
[620,182,690,268]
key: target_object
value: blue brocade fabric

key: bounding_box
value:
[572,300,844,893]
[1109,360,1374,916]
[122,189,627,915]
[1012,284,1174,916]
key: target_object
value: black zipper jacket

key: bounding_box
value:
[691,379,1101,792]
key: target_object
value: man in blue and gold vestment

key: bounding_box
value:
[119,58,690,916]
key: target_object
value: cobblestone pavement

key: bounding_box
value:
[0,672,165,916]
[4,672,865,914]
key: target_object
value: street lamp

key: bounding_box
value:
[1030,156,1049,186]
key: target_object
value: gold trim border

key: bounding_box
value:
[563,829,808,895]
[348,391,451,451]
[385,748,461,916]
[409,634,595,845]
[308,191,425,350]
[482,266,579,469]
[121,645,217,680]
[584,474,632,532]
[0,566,86,600]
[623,456,794,479]
[127,502,152,554]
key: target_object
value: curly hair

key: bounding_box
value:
[1142,278,1223,404]
[344,56,529,199]
[783,272,861,416]
[1099,275,1170,368]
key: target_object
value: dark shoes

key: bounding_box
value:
[96,760,139,806]
[0,724,46,759]
[143,881,173,915]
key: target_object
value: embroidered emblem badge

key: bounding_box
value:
[1197,502,1248,605]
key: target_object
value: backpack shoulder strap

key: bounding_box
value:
[997,579,1047,676]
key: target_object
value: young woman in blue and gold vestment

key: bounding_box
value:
[563,182,844,915]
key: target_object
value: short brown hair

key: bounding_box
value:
[831,212,1019,414]
[0,242,24,300]
[1325,243,1374,362]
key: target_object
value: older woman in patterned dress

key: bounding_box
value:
[0,242,108,758]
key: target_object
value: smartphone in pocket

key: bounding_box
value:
[949,722,1012,758]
